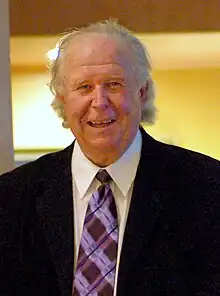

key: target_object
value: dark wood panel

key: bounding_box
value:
[10,0,220,35]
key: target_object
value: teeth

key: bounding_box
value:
[91,120,113,124]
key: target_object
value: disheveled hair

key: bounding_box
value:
[48,20,157,128]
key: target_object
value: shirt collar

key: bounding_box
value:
[71,129,142,198]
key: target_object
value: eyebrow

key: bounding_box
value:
[104,76,124,81]
[70,79,90,88]
[70,76,124,86]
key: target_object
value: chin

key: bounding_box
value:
[89,138,118,152]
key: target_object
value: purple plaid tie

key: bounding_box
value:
[73,170,118,296]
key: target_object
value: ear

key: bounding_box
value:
[139,81,149,106]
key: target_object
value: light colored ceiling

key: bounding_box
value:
[10,32,220,70]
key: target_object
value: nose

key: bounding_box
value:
[91,85,109,109]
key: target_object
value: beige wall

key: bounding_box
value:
[12,67,220,160]
[0,0,14,174]
[11,70,73,150]
[145,68,220,160]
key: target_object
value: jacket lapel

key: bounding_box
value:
[36,144,75,296]
[117,128,171,295]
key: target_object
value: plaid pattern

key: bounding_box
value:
[73,170,118,296]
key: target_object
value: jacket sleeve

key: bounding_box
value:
[0,170,27,295]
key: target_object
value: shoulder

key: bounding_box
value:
[0,144,74,243]
[154,139,220,190]
[159,140,219,173]
[0,143,74,195]
[141,129,220,190]
[141,129,220,177]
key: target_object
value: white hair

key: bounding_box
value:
[48,20,157,128]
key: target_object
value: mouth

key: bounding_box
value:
[88,119,116,128]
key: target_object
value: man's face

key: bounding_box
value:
[59,33,146,163]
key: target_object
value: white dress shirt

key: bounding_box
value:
[71,130,142,295]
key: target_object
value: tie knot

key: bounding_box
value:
[96,169,112,184]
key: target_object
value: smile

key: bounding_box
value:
[88,119,116,128]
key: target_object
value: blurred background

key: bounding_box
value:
[1,0,220,173]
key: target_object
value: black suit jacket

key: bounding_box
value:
[0,129,220,296]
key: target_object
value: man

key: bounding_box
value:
[0,20,220,296]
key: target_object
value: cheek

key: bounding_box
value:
[64,95,90,122]
[63,101,77,121]
[112,90,131,113]
[116,90,140,115]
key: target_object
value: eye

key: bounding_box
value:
[77,84,92,90]
[74,84,93,95]
[109,81,121,87]
[106,81,123,90]
[109,81,120,86]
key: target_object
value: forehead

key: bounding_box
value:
[61,33,135,79]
